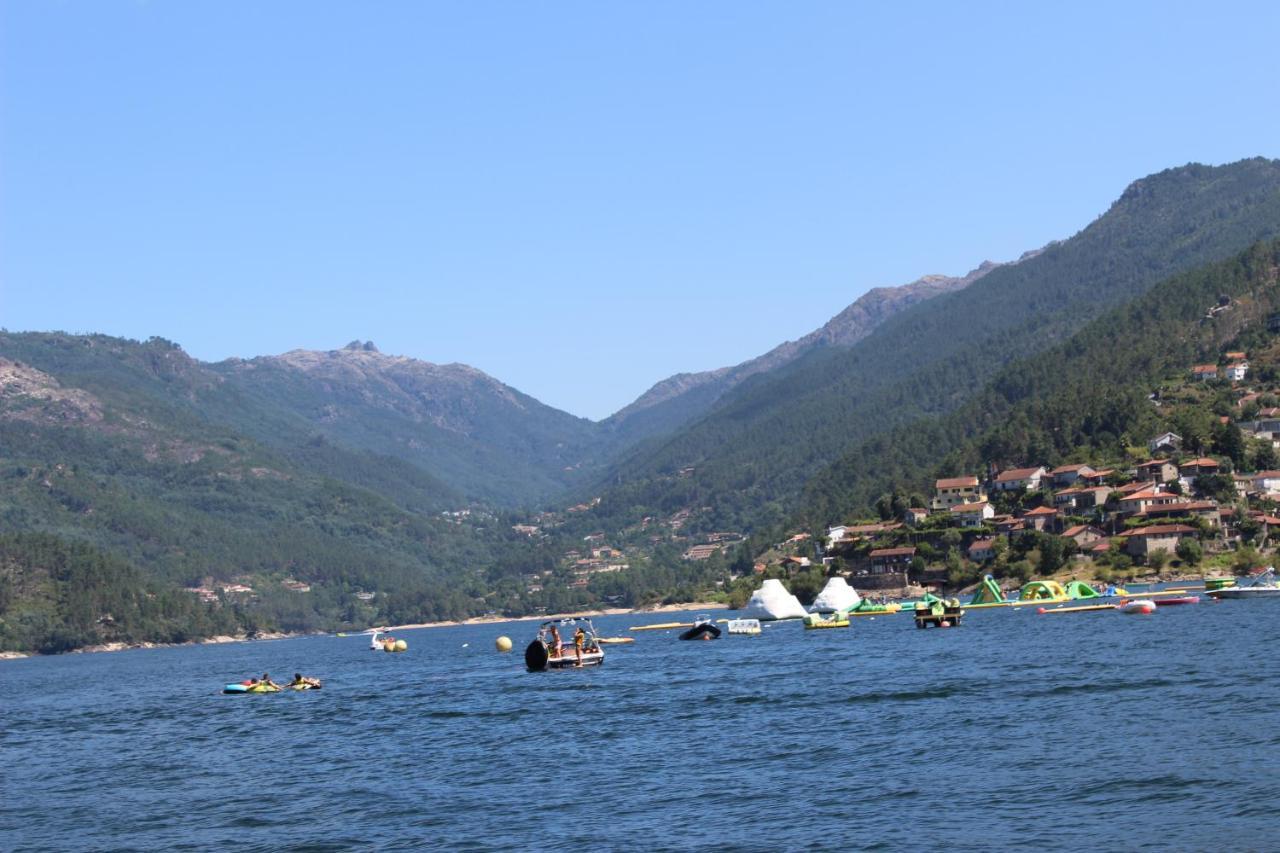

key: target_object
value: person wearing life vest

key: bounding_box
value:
[287,673,321,688]
[259,673,281,690]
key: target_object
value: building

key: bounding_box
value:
[1139,500,1221,529]
[992,466,1047,492]
[1048,463,1097,487]
[683,544,722,561]
[869,547,916,573]
[1135,459,1179,483]
[967,538,996,562]
[1020,505,1059,532]
[1191,364,1219,381]
[1224,362,1249,382]
[950,500,995,528]
[1250,471,1280,495]
[1179,457,1221,485]
[902,507,929,525]
[1061,524,1106,547]
[1147,432,1182,455]
[1121,524,1196,560]
[932,476,985,510]
[1116,487,1182,516]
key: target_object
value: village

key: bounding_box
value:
[801,349,1280,596]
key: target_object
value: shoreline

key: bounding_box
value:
[0,601,726,660]
[379,600,725,632]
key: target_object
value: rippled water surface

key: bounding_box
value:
[5,598,1280,851]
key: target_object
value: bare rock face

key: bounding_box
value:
[0,358,104,425]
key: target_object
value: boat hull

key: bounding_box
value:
[524,640,605,671]
[1207,588,1280,599]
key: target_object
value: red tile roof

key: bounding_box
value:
[995,466,1044,482]
[1120,524,1197,537]
[949,501,990,513]
[1022,506,1057,516]
[1179,458,1220,470]
[935,476,979,489]
[870,547,916,558]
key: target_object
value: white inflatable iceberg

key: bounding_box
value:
[740,578,808,620]
[810,576,862,613]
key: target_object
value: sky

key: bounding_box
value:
[3,2,1280,420]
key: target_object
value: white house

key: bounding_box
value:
[992,466,1047,492]
[1251,471,1280,495]
[1225,362,1249,382]
[932,476,985,509]
[1147,432,1182,454]
[950,500,995,528]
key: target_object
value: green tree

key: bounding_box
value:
[1175,537,1203,565]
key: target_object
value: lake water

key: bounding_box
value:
[4,597,1279,851]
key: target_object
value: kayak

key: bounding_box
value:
[223,683,281,694]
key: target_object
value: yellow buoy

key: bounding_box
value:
[394,639,407,652]
[495,636,513,652]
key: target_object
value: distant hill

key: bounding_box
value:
[210,341,603,505]
[603,260,1007,442]
[583,158,1280,535]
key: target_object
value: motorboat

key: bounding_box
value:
[1117,599,1157,614]
[525,617,605,671]
[1153,596,1199,607]
[726,618,762,636]
[1206,568,1280,600]
[678,616,721,641]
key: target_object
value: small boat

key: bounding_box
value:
[1206,568,1280,599]
[525,617,605,671]
[1117,599,1157,614]
[678,616,722,641]
[803,613,850,629]
[1153,596,1199,607]
[726,618,762,635]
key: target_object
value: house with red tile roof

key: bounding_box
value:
[1062,524,1106,546]
[967,538,996,562]
[1048,463,1096,487]
[1135,459,1179,483]
[992,466,1047,492]
[950,500,994,528]
[1120,524,1196,560]
[869,547,916,573]
[1192,364,1219,381]
[1020,505,1059,532]
[932,476,985,509]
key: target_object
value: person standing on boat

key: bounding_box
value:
[573,626,586,667]
[547,625,561,658]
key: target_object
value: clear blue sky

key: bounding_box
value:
[3,2,1279,419]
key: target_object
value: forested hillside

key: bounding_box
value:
[584,159,1280,535]
[799,238,1280,527]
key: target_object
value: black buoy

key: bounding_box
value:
[524,640,549,671]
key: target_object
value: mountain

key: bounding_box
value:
[800,236,1280,527]
[582,158,1280,537]
[209,341,603,505]
[603,260,1006,442]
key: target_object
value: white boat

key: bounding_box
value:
[1117,599,1156,614]
[1206,568,1280,599]
[525,617,605,671]
[726,618,762,636]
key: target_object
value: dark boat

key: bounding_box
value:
[678,616,721,641]
[525,617,605,671]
